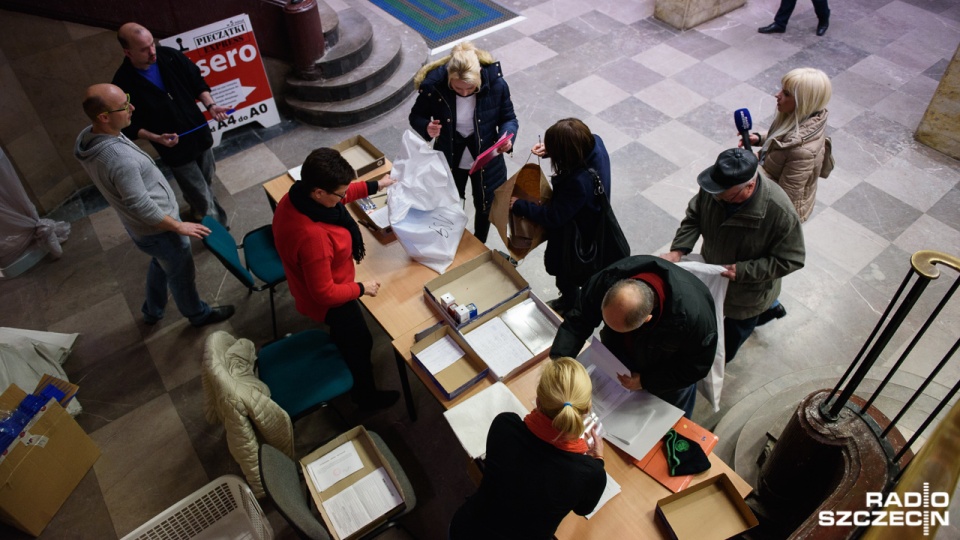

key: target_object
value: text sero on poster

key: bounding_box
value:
[159,14,280,146]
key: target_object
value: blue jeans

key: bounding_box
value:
[724,315,760,363]
[131,230,211,325]
[169,148,226,225]
[657,383,698,419]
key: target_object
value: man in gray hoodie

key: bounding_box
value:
[75,83,233,327]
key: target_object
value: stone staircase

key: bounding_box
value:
[285,3,429,127]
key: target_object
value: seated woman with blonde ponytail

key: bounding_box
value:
[449,358,606,540]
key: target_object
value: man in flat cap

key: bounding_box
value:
[661,148,805,362]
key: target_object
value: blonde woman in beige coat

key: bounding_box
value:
[745,67,831,325]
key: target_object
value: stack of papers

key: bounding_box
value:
[414,335,464,376]
[463,298,560,380]
[322,467,403,538]
[443,382,530,459]
[305,441,364,493]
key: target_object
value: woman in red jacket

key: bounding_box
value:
[272,148,398,411]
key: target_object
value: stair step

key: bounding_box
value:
[318,1,340,48]
[287,26,427,127]
[316,8,373,78]
[287,17,403,102]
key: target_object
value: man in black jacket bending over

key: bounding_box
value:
[113,22,230,226]
[551,255,718,418]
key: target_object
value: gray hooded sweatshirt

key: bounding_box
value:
[74,126,178,238]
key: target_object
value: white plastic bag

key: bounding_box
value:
[388,130,467,273]
[677,258,728,412]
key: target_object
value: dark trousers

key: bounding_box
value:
[325,300,377,399]
[774,0,830,27]
[724,315,760,363]
[655,383,698,420]
[452,167,491,243]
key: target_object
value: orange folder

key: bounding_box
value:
[633,417,719,493]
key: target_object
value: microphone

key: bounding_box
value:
[734,108,753,151]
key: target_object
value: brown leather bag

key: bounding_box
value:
[490,161,552,260]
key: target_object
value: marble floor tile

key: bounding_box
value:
[595,96,671,140]
[558,74,631,115]
[876,34,947,73]
[865,156,956,213]
[832,70,898,109]
[804,207,890,275]
[583,115,635,154]
[88,207,128,252]
[894,214,960,257]
[144,318,236,392]
[635,78,707,118]
[902,19,960,59]
[596,57,664,94]
[836,12,912,54]
[872,90,928,130]
[33,251,123,327]
[641,163,707,218]
[813,165,859,206]
[848,54,922,91]
[926,187,960,234]
[844,110,920,156]
[47,293,141,372]
[613,192,681,255]
[512,7,561,36]
[638,120,722,168]
[713,83,778,121]
[665,29,730,60]
[825,94,866,130]
[594,0,652,26]
[491,37,557,75]
[530,0,595,23]
[677,101,742,146]
[672,63,741,100]
[609,140,680,193]
[215,143,287,195]
[829,130,896,177]
[530,22,594,55]
[855,244,917,301]
[632,44,699,78]
[702,42,784,82]
[91,393,209,537]
[833,182,924,242]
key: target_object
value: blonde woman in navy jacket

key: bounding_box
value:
[409,42,518,243]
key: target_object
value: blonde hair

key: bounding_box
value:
[764,67,832,152]
[413,42,495,90]
[537,357,593,438]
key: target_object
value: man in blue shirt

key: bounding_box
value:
[113,23,231,226]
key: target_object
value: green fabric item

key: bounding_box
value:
[663,428,711,477]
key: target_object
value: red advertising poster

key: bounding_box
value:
[159,14,280,146]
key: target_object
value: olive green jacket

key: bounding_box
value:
[669,176,805,319]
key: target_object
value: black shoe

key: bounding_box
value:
[192,305,235,327]
[816,21,829,36]
[356,390,400,412]
[758,23,786,34]
[756,304,787,327]
[495,250,519,267]
[143,315,162,326]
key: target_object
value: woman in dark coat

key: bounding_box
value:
[409,42,518,243]
[510,118,611,314]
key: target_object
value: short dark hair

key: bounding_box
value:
[300,148,354,192]
[82,95,107,122]
[544,118,594,175]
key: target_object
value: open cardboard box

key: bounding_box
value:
[410,325,488,400]
[423,251,528,329]
[0,384,100,536]
[349,191,392,234]
[457,290,561,382]
[332,136,386,178]
[656,473,758,540]
[300,426,407,540]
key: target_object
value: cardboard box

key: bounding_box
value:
[458,290,560,381]
[410,325,489,400]
[656,473,758,540]
[300,426,407,540]
[0,385,100,536]
[349,191,392,233]
[332,136,386,178]
[423,251,529,329]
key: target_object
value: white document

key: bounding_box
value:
[578,338,684,461]
[463,317,532,380]
[288,165,302,181]
[305,441,364,493]
[415,335,464,375]
[586,473,621,519]
[322,467,403,539]
[369,206,391,229]
[499,298,559,356]
[443,382,530,459]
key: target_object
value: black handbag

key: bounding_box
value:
[563,169,631,283]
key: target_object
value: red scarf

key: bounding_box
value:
[632,272,666,325]
[523,409,589,454]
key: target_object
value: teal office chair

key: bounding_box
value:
[201,217,286,339]
[259,438,416,540]
[257,330,354,423]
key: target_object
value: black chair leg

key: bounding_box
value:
[269,287,278,340]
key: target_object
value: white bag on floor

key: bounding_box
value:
[388,130,467,273]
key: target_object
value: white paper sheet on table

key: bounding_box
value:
[463,317,532,380]
[322,467,403,539]
[288,165,302,181]
[415,335,464,375]
[499,298,558,356]
[585,473,621,519]
[443,382,530,459]
[369,206,391,229]
[577,338,684,462]
[305,440,364,493]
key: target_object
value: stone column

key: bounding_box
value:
[915,43,960,160]
[655,0,746,31]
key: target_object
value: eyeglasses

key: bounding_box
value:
[325,189,347,200]
[104,94,131,114]
[713,180,753,202]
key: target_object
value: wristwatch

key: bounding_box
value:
[205,102,217,111]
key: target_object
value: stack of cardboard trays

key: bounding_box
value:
[655,473,758,539]
[0,378,100,536]
[413,251,562,400]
